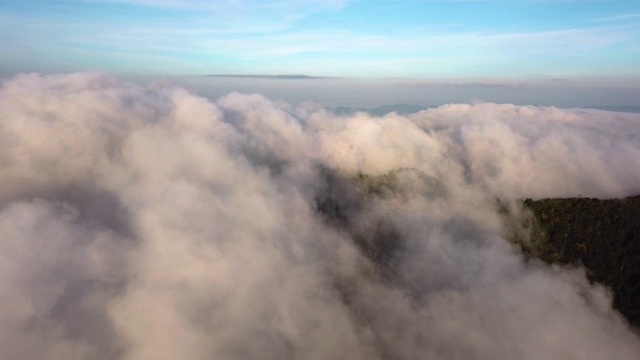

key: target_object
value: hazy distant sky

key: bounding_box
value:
[1,0,640,106]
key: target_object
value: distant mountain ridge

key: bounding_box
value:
[328,103,640,117]
[587,105,640,113]
[328,103,431,116]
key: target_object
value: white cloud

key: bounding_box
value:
[1,72,640,359]
[590,13,640,23]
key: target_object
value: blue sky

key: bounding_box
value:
[2,0,639,78]
[1,0,640,106]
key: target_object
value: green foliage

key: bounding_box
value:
[522,196,640,327]
[354,168,446,199]
[314,167,406,278]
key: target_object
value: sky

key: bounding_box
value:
[3,5,640,358]
[1,0,640,106]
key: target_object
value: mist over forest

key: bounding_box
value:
[2,72,640,360]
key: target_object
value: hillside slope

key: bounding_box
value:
[522,196,640,327]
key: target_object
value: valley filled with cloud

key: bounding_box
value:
[1,72,640,359]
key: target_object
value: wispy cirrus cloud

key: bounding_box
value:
[399,80,536,89]
[205,74,341,80]
[70,0,349,20]
[590,13,640,23]
[4,6,637,77]
[1,0,639,79]
[6,20,635,77]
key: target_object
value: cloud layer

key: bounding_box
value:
[1,72,640,360]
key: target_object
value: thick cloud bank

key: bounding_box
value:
[1,72,640,360]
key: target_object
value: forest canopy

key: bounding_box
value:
[522,196,640,327]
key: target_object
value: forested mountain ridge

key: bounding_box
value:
[520,196,640,327]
